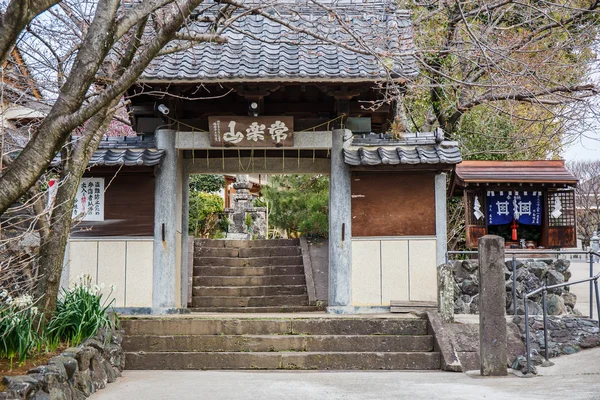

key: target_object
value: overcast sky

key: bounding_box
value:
[562,131,600,162]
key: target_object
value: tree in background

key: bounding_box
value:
[261,175,329,238]
[188,192,225,238]
[189,175,225,194]
[188,175,226,238]
[568,160,600,247]
[397,0,600,159]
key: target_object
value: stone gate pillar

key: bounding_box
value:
[153,129,182,311]
[328,128,353,313]
[435,172,448,267]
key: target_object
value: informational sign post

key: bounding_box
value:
[73,178,105,221]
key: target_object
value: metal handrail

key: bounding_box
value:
[447,249,597,318]
[523,254,600,374]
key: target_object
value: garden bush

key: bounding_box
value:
[189,192,225,238]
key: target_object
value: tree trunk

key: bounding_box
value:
[0,0,205,216]
[36,106,114,317]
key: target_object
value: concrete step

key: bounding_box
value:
[194,265,304,277]
[192,295,309,308]
[121,317,428,336]
[194,239,299,249]
[194,246,301,258]
[123,334,434,353]
[124,351,441,370]
[194,275,306,287]
[194,256,303,267]
[193,285,307,297]
[188,306,321,313]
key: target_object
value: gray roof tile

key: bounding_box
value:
[50,137,164,168]
[50,149,164,168]
[142,0,417,83]
[344,136,462,166]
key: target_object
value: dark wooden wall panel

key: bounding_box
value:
[71,168,155,237]
[351,172,436,237]
[548,227,576,248]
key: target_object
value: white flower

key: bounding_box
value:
[31,307,39,315]
[5,296,13,306]
[0,290,7,299]
[13,295,33,308]
[110,284,116,292]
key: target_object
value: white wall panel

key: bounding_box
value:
[408,239,438,302]
[381,240,409,305]
[66,238,154,308]
[125,241,154,307]
[351,240,381,305]
[68,241,98,285]
[97,242,126,307]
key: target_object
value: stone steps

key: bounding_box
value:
[193,275,306,287]
[193,285,307,297]
[124,351,441,370]
[188,306,321,313]
[195,247,301,258]
[191,295,309,308]
[195,239,299,248]
[194,256,304,267]
[121,316,440,370]
[122,318,428,336]
[192,239,308,313]
[194,265,305,277]
[123,334,435,353]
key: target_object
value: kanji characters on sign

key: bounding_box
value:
[73,178,105,221]
[209,116,294,147]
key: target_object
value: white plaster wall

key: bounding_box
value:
[351,241,381,306]
[125,241,153,307]
[66,238,153,307]
[97,242,126,307]
[351,237,437,306]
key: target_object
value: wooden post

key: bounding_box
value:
[478,235,508,376]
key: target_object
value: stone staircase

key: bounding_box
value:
[121,316,441,370]
[191,239,319,313]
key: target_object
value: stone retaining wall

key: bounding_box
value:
[451,258,577,316]
[1,328,124,399]
[511,315,600,374]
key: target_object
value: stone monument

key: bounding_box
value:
[224,175,267,239]
[478,235,508,376]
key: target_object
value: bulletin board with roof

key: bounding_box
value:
[450,160,578,249]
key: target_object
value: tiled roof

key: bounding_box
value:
[453,160,578,186]
[86,148,164,167]
[344,131,462,166]
[142,0,417,83]
[50,136,164,168]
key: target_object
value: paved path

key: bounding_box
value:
[92,347,600,400]
[570,259,600,319]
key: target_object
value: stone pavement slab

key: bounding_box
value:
[91,347,600,400]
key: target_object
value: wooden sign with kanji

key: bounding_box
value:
[209,116,294,147]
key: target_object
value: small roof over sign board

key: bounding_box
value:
[451,160,578,195]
